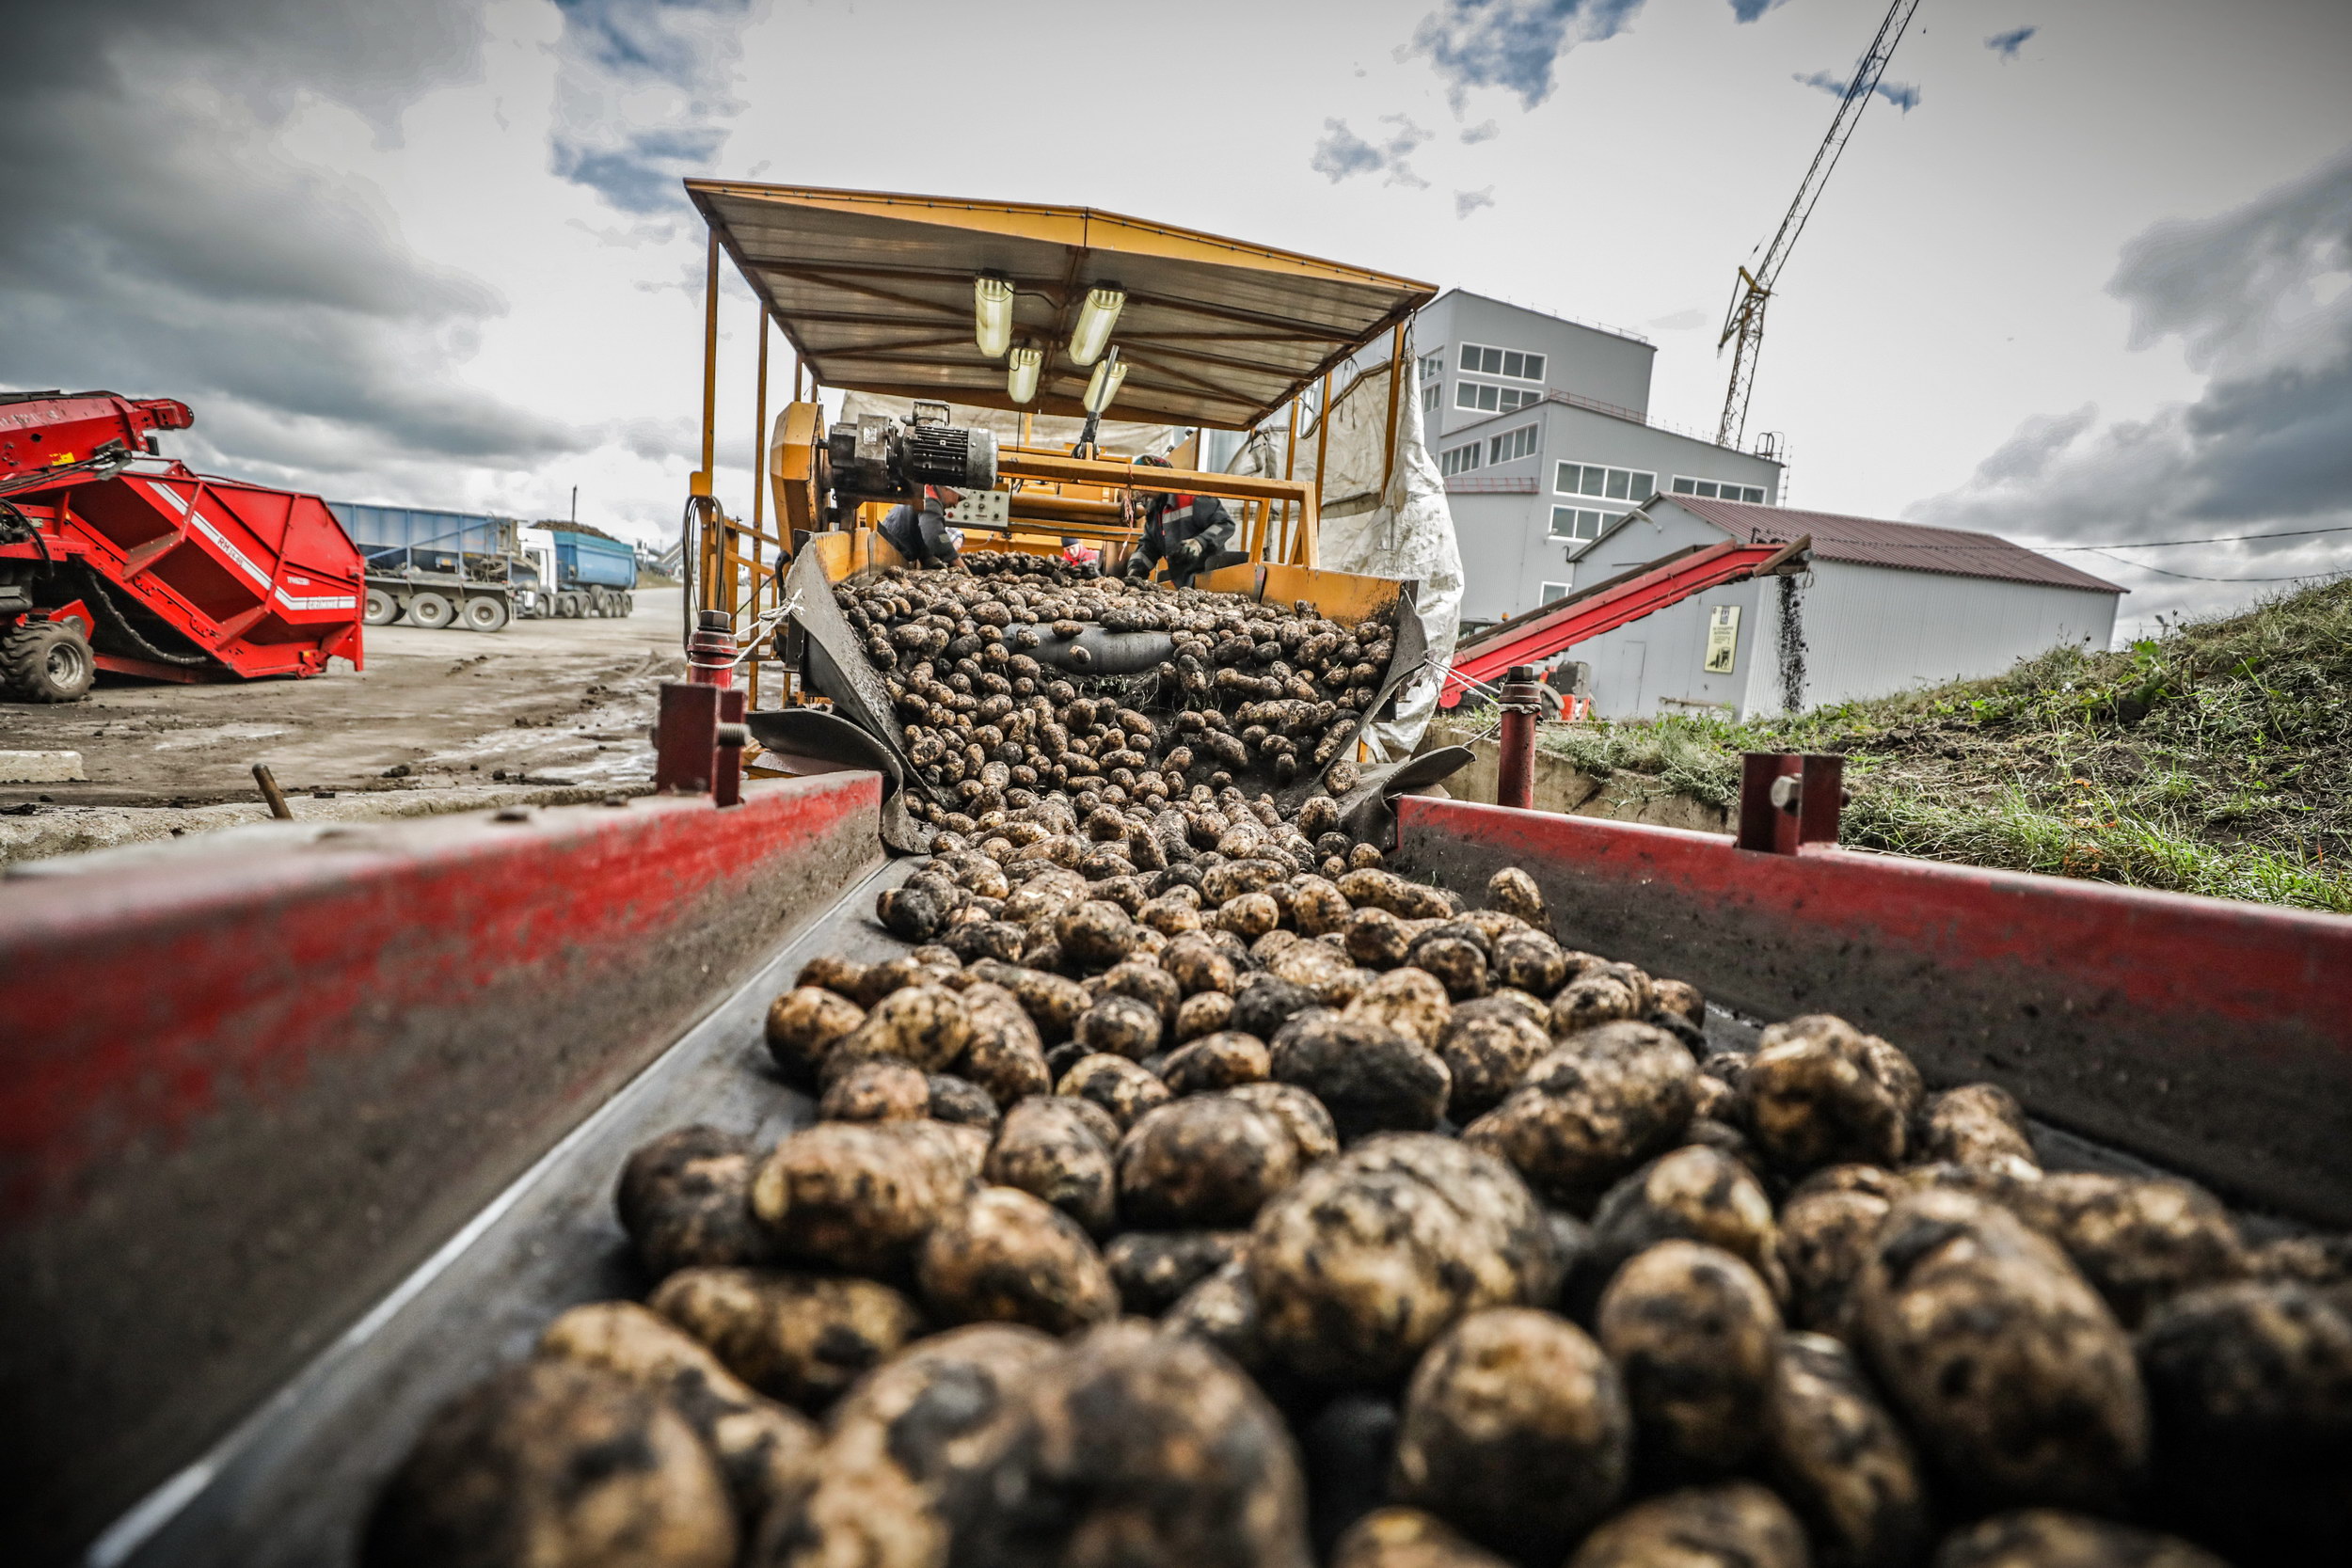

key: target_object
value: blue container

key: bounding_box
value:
[550,530,638,591]
[327,503,518,575]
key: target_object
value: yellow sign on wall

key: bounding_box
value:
[1704,605,1741,673]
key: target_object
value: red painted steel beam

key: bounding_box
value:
[1442,542,1783,705]
[0,774,882,1559]
[1393,797,2352,1225]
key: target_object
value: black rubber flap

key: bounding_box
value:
[1333,743,1475,850]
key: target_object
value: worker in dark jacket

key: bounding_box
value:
[879,485,961,568]
[1122,456,1247,588]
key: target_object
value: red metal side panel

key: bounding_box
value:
[1394,798,2352,1224]
[0,775,882,1558]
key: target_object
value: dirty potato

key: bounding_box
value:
[1343,907,1413,969]
[1228,1081,1341,1164]
[1074,992,1163,1060]
[984,1095,1120,1237]
[1483,867,1549,932]
[1057,1052,1172,1131]
[1344,965,1453,1050]
[1584,1145,1787,1307]
[968,960,1091,1045]
[1930,1511,2231,1568]
[818,1058,933,1123]
[749,1118,975,1275]
[1855,1188,2149,1512]
[1232,973,1318,1039]
[1330,1509,1511,1568]
[1597,1241,1782,1483]
[1174,989,1235,1042]
[1118,1094,1302,1228]
[1159,1029,1272,1095]
[361,1358,736,1568]
[917,1185,1120,1334]
[1271,1011,1452,1142]
[1740,1014,1923,1173]
[1054,898,1139,971]
[1163,1258,1270,1373]
[954,981,1054,1108]
[1566,1481,1808,1568]
[1290,875,1353,937]
[649,1265,924,1412]
[764,986,866,1086]
[1219,891,1282,938]
[1763,1331,1927,1568]
[616,1125,774,1279]
[1248,1133,1557,1385]
[1915,1083,2041,1176]
[833,984,974,1073]
[1160,932,1239,997]
[1462,1022,1699,1212]
[1779,1170,1903,1342]
[1489,931,1567,998]
[1105,1229,1248,1315]
[2004,1172,2246,1327]
[1435,1001,1555,1123]
[1390,1308,1630,1562]
[1549,964,1651,1036]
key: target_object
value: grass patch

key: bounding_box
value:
[1509,578,2352,912]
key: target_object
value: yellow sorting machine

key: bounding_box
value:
[675,182,1438,717]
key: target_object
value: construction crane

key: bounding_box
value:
[1716,0,1923,451]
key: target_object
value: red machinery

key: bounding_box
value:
[0,390,364,702]
[1441,535,1811,709]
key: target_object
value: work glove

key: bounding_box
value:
[1171,538,1204,571]
[1124,552,1152,579]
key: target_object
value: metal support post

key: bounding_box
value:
[1737,752,1845,852]
[1496,664,1543,811]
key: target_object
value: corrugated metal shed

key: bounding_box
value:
[1664,496,2124,595]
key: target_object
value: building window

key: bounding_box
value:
[1553,461,1656,501]
[1438,441,1485,478]
[1671,476,1768,503]
[1418,352,1445,386]
[1456,380,1543,414]
[1458,342,1546,382]
[1540,582,1571,605]
[1422,381,1441,415]
[1486,424,1538,465]
[1550,506,1613,543]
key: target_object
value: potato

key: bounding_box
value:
[1270,936,1364,1006]
[1489,931,1567,998]
[1549,965,1650,1035]
[1461,1022,1699,1212]
[1339,867,1454,920]
[917,1185,1120,1334]
[832,983,974,1073]
[926,1074,1001,1128]
[967,959,1091,1045]
[1930,1511,2231,1568]
[1597,1241,1781,1482]
[1138,895,1205,936]
[778,1324,1057,1568]
[878,881,956,942]
[764,986,866,1086]
[1584,1145,1787,1307]
[797,952,868,999]
[944,917,1027,965]
[1163,1258,1269,1373]
[750,1118,976,1275]
[818,1057,932,1122]
[1174,989,1235,1041]
[1232,972,1318,1038]
[1074,992,1163,1060]
[1915,1083,2040,1176]
[1160,1028,1272,1094]
[1390,1308,1629,1560]
[2137,1280,2352,1560]
[1160,931,1239,997]
[1763,1331,1927,1568]
[1228,1081,1341,1164]
[361,1359,736,1568]
[1650,975,1705,1027]
[1101,958,1182,1028]
[1435,1002,1553,1122]
[1779,1175,1899,1341]
[1270,1011,1451,1142]
[1331,1508,1513,1568]
[1219,890,1282,937]
[1106,1229,1248,1315]
[1248,1133,1557,1385]
[537,1300,820,1523]
[984,1095,1120,1236]
[1290,875,1353,937]
[1343,906,1412,968]
[1344,965,1453,1050]
[1118,1094,1302,1227]
[1740,1013,1923,1173]
[946,1320,1312,1568]
[1057,1051,1172,1130]
[1856,1189,2148,1511]
[1054,898,1139,971]
[2003,1173,2245,1327]
[1566,1481,1807,1568]
[1483,867,1548,932]
[615,1125,773,1279]
[953,981,1054,1107]
[851,954,959,1007]
[649,1265,924,1411]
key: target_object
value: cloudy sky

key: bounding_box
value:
[5,0,2345,637]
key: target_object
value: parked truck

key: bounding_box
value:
[329,501,525,633]
[515,525,638,619]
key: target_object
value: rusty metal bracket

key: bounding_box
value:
[1737,751,1845,853]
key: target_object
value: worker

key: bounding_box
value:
[879,485,961,569]
[1121,456,1247,589]
[1059,536,1103,577]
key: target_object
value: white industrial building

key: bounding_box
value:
[1563,495,2123,720]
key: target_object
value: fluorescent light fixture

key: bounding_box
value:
[1083,348,1127,414]
[1068,285,1124,367]
[973,275,1014,358]
[1006,342,1041,404]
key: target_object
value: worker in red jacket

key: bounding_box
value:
[1121,455,1247,588]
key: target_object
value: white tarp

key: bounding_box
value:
[1231,337,1463,761]
[834,392,1180,461]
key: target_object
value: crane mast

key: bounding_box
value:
[1716,0,1922,450]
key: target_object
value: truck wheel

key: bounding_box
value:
[405,592,455,630]
[619,593,634,617]
[462,595,511,633]
[364,588,402,626]
[1,619,98,703]
[559,593,581,619]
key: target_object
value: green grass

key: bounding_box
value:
[1511,578,2352,913]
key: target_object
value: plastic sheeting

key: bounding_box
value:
[834,392,1180,462]
[1231,338,1464,762]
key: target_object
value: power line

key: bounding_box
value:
[2042,522,2352,551]
[2076,549,2346,584]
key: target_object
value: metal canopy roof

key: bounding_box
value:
[686,182,1437,432]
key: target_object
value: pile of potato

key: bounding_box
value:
[364,562,2352,1568]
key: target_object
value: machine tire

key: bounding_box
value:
[405,592,455,630]
[558,593,582,618]
[364,588,402,626]
[462,595,511,633]
[1,619,98,703]
[619,593,634,617]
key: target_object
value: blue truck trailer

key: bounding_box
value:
[514,528,638,618]
[328,502,522,632]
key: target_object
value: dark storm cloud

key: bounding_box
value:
[1916,146,2352,609]
[1793,68,1921,113]
[1985,26,2037,60]
[0,0,581,469]
[1310,117,1434,188]
[548,0,756,216]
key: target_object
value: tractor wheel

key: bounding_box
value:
[405,592,455,630]
[1,619,98,703]
[462,595,511,633]
[364,588,402,626]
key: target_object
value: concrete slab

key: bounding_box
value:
[0,751,86,783]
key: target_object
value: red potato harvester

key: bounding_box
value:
[0,390,363,702]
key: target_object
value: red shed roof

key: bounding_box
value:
[1662,496,2124,594]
